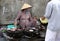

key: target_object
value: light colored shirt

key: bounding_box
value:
[44,0,60,31]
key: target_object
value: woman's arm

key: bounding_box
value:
[14,11,21,26]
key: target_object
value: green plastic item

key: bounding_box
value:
[2,30,6,33]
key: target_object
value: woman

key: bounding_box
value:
[14,3,36,30]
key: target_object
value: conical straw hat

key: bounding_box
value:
[21,3,32,10]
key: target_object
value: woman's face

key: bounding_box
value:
[27,8,31,11]
[25,8,31,12]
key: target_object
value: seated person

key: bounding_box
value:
[14,3,37,30]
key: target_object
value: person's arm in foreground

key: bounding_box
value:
[41,2,53,20]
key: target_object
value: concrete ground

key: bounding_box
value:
[0,38,6,41]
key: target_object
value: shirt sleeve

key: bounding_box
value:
[44,2,53,19]
[15,11,21,21]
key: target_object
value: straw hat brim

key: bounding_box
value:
[21,3,32,10]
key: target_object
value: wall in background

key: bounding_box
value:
[0,0,49,24]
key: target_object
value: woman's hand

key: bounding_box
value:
[11,28,17,31]
[14,20,17,27]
